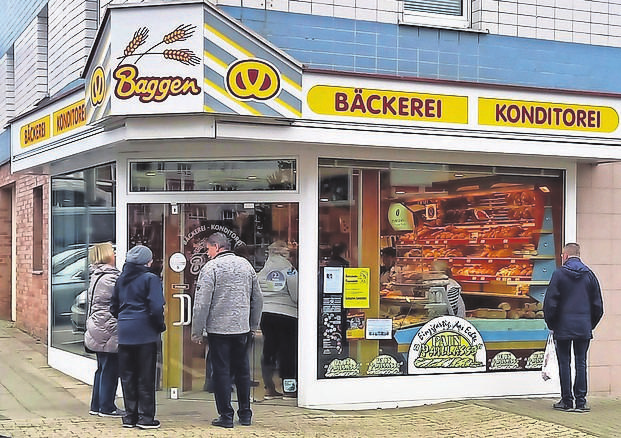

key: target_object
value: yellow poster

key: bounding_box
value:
[343,268,370,309]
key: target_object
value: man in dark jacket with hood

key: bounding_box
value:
[111,245,166,429]
[543,243,603,413]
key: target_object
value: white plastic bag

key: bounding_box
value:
[541,332,558,381]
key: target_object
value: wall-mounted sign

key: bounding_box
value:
[343,268,370,308]
[226,59,281,101]
[408,316,486,374]
[307,85,468,124]
[53,100,86,136]
[20,115,50,148]
[479,97,619,133]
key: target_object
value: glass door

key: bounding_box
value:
[127,202,299,402]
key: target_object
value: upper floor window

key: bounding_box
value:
[402,0,470,29]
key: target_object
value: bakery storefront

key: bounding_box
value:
[11,1,621,410]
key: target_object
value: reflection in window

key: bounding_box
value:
[50,163,116,355]
[129,159,296,192]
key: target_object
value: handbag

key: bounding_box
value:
[541,331,558,381]
[83,273,106,354]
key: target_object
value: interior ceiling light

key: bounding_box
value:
[145,171,156,177]
[320,198,329,202]
[247,175,257,180]
[539,186,550,193]
[453,173,464,178]
[395,191,406,194]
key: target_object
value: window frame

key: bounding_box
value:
[400,0,471,30]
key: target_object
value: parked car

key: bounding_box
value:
[52,247,89,326]
[70,290,87,333]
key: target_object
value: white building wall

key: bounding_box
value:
[0,52,15,128]
[48,0,99,96]
[13,12,48,116]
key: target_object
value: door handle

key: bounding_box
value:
[172,293,192,326]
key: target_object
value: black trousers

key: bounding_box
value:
[118,343,157,424]
[208,333,252,422]
[260,313,298,389]
[556,338,590,408]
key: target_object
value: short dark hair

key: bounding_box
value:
[563,243,580,257]
[208,232,231,250]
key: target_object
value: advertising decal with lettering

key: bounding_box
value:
[407,316,486,375]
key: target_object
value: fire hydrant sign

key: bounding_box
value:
[343,268,370,308]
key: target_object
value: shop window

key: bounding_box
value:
[129,159,296,192]
[50,163,116,354]
[32,186,43,272]
[402,0,470,30]
[318,158,563,379]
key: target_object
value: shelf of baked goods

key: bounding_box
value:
[398,224,539,246]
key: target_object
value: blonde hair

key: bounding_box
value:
[89,242,115,265]
[268,240,290,257]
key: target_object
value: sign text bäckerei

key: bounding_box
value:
[307,85,468,124]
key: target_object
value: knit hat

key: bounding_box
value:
[126,245,153,265]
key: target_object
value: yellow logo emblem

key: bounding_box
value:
[90,66,106,107]
[226,59,280,101]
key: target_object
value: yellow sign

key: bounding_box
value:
[343,268,370,309]
[53,100,86,136]
[479,97,619,133]
[20,115,50,148]
[89,66,106,107]
[308,85,468,124]
[226,59,281,101]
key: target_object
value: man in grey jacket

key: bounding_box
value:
[191,232,263,428]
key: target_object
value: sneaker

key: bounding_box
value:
[264,388,283,400]
[239,417,252,426]
[553,400,573,411]
[136,419,161,429]
[88,410,98,416]
[574,405,591,413]
[98,409,125,418]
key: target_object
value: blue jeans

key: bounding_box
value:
[208,333,252,422]
[555,338,590,408]
[90,352,119,413]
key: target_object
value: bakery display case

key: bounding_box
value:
[380,184,557,331]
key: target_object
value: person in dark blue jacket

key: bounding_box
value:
[543,243,603,413]
[111,245,166,429]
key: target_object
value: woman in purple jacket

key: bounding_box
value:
[111,245,166,430]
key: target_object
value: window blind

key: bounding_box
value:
[403,0,463,16]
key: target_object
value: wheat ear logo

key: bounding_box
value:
[113,24,202,103]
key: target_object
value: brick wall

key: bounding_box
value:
[0,163,49,342]
[576,162,621,396]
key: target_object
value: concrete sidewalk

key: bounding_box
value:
[1,320,618,437]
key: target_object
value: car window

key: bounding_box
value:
[55,258,87,279]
